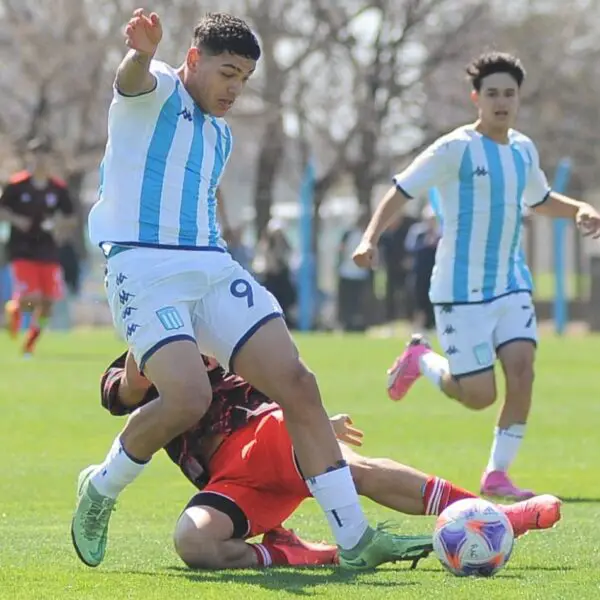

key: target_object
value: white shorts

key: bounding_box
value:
[104,247,282,370]
[433,291,537,378]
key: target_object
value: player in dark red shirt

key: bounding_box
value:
[77,350,562,570]
[0,138,76,355]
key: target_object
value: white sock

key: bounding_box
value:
[418,351,449,388]
[486,424,526,473]
[90,436,148,499]
[306,466,369,550]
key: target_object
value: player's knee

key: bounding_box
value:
[460,385,496,410]
[505,361,535,392]
[159,378,211,424]
[19,295,39,310]
[278,360,321,412]
[173,517,219,569]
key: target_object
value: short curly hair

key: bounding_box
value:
[466,51,525,91]
[193,13,261,61]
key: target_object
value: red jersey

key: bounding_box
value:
[100,352,276,489]
[0,171,74,262]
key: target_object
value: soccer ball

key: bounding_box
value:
[433,498,514,577]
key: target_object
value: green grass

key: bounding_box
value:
[1,330,599,599]
[372,271,589,302]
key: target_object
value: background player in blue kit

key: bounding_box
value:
[353,51,600,500]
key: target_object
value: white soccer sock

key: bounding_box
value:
[306,466,369,550]
[486,424,526,473]
[90,436,148,499]
[418,351,449,389]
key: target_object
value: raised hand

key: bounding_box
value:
[124,8,163,55]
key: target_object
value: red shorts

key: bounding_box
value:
[11,260,64,301]
[202,408,310,538]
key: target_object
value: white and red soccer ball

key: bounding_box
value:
[433,498,514,577]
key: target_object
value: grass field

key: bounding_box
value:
[1,329,599,599]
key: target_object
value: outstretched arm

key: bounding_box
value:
[353,138,456,269]
[533,192,600,238]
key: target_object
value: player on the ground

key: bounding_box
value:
[72,10,405,570]
[94,350,561,570]
[352,51,600,500]
[0,137,76,355]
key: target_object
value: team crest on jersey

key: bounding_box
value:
[20,193,31,203]
[46,193,58,207]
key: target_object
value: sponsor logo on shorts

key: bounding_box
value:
[472,342,492,366]
[156,306,184,331]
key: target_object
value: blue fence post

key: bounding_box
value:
[298,159,316,331]
[552,158,572,335]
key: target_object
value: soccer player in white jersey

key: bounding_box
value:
[353,52,600,500]
[71,9,415,571]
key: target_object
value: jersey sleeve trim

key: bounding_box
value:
[393,179,415,199]
[528,189,551,208]
[7,170,31,185]
[114,77,158,99]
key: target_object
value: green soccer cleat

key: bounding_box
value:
[338,525,433,571]
[70,465,116,567]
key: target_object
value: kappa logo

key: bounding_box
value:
[121,306,137,319]
[119,290,135,305]
[473,166,488,177]
[126,323,140,339]
[178,107,193,122]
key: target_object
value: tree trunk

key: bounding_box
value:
[253,112,285,238]
[252,35,286,239]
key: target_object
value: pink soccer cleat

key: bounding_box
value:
[480,470,536,501]
[500,494,562,538]
[261,527,338,566]
[386,334,431,401]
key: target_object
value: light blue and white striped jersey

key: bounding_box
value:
[88,60,233,250]
[393,125,550,304]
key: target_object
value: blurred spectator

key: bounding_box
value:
[336,211,371,331]
[404,205,441,332]
[58,241,83,296]
[379,205,419,322]
[253,219,296,326]
[225,224,254,273]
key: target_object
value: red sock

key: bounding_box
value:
[23,326,42,354]
[423,476,478,515]
[251,543,288,567]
